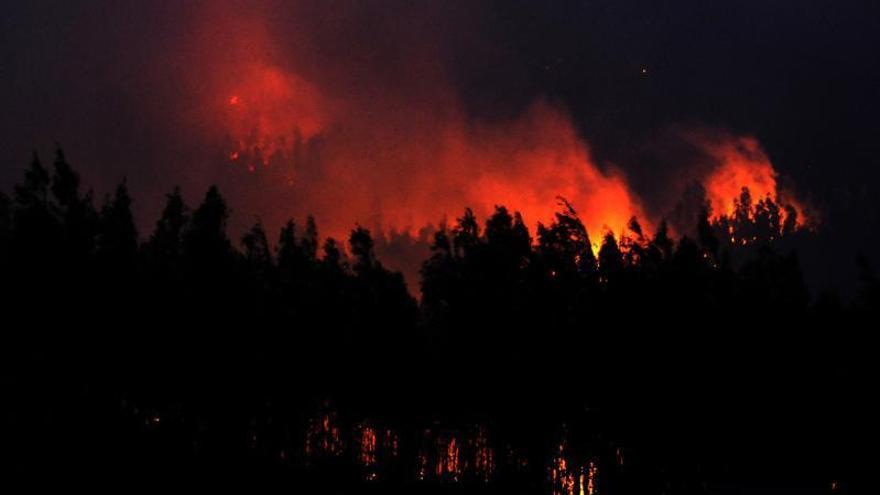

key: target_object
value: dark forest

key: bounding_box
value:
[1,149,874,493]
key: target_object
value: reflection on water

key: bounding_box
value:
[304,402,343,461]
[297,401,612,492]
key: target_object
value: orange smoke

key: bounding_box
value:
[399,99,652,252]
[224,64,328,172]
[220,76,650,249]
[175,1,808,273]
[171,1,651,252]
[698,134,807,226]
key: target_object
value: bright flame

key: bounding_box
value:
[699,135,807,227]
[182,2,813,269]
[549,438,599,495]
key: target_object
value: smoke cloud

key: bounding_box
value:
[0,0,807,291]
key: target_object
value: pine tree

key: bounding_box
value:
[97,180,138,268]
[145,187,189,265]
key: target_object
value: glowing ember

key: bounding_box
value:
[304,405,344,461]
[358,424,378,467]
[549,438,599,495]
[355,422,382,480]
[415,428,473,483]
[383,428,399,458]
[587,460,598,495]
[471,425,495,482]
[440,436,461,481]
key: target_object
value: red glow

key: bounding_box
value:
[549,438,599,495]
[699,135,807,228]
[221,76,650,251]
[472,425,495,482]
[177,2,811,269]
[223,64,327,171]
[180,4,652,250]
[304,406,343,461]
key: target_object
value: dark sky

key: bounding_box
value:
[1,0,879,296]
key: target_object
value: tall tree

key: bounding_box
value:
[12,153,60,271]
[301,216,319,262]
[350,226,378,275]
[146,187,189,265]
[51,148,97,261]
[598,232,623,286]
[50,148,80,209]
[14,152,50,210]
[97,180,138,268]
[183,185,232,269]
[452,208,480,258]
[242,220,272,270]
[0,192,10,254]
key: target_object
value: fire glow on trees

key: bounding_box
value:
[224,65,327,174]
[214,63,809,254]
[182,1,810,259]
[698,135,808,228]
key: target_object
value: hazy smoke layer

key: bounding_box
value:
[0,0,805,291]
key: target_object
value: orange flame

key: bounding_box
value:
[699,135,807,227]
[549,438,599,495]
[181,2,812,267]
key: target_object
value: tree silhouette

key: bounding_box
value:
[12,153,57,266]
[0,150,867,493]
[183,185,233,273]
[97,180,138,270]
[598,232,623,286]
[350,226,378,275]
[0,191,10,264]
[50,148,80,209]
[242,220,272,270]
[145,187,188,266]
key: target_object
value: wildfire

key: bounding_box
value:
[189,3,812,264]
[383,428,399,459]
[549,438,599,495]
[414,425,496,483]
[356,423,379,480]
[472,425,496,482]
[304,405,343,461]
[440,436,461,480]
[587,460,598,495]
[358,424,378,469]
[223,64,328,174]
[698,134,807,228]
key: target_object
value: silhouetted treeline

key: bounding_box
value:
[0,150,873,492]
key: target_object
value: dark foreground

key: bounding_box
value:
[1,154,875,492]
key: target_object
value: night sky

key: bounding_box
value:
[2,0,879,295]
